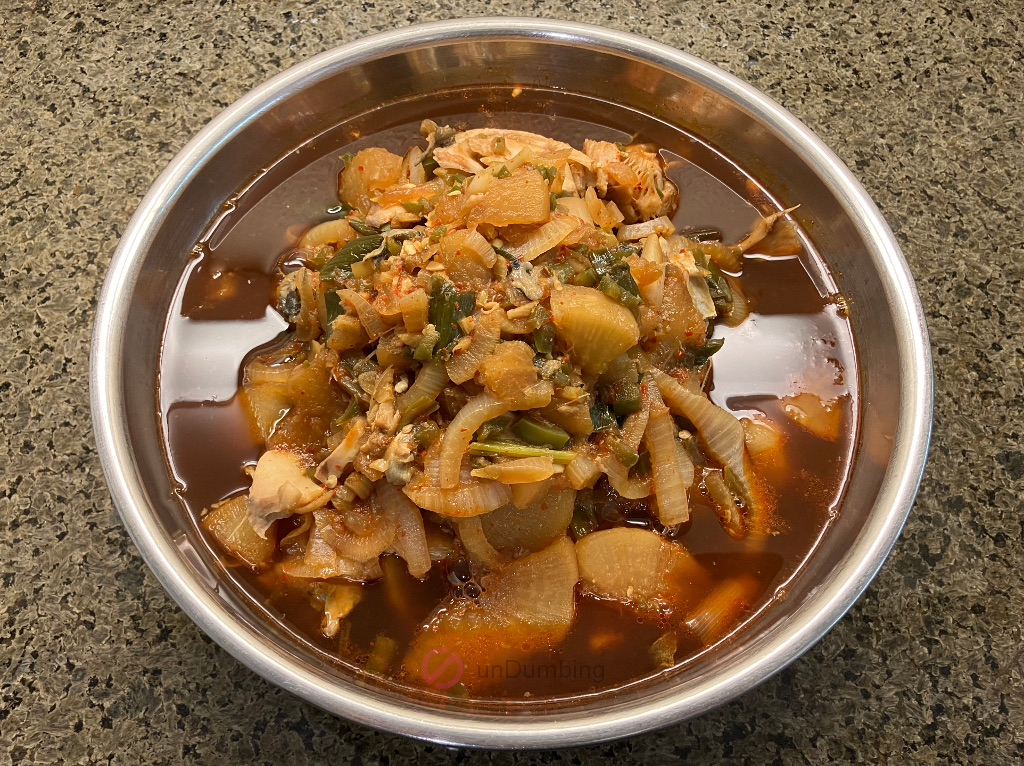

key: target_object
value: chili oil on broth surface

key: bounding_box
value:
[159,86,858,702]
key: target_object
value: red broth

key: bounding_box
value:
[159,86,857,701]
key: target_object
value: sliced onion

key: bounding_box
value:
[565,444,601,490]
[695,239,743,272]
[319,504,397,563]
[471,456,558,484]
[639,266,666,310]
[339,288,387,340]
[684,574,760,645]
[643,384,692,526]
[742,416,786,467]
[395,361,448,425]
[376,481,431,578]
[704,468,745,540]
[601,452,652,499]
[555,195,594,225]
[481,536,579,626]
[621,404,650,451]
[650,368,756,508]
[617,216,675,241]
[722,274,750,327]
[278,513,312,548]
[510,477,553,509]
[505,217,576,262]
[404,477,512,517]
[439,392,511,488]
[575,528,708,613]
[455,516,506,568]
[641,234,665,264]
[298,218,356,250]
[405,451,512,517]
[426,524,458,562]
[315,417,367,482]
[687,272,718,319]
[397,360,448,408]
[446,309,502,384]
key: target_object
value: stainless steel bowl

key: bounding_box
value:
[90,18,932,748]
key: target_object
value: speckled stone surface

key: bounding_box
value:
[1,1,1021,763]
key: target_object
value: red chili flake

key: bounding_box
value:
[358,165,365,171]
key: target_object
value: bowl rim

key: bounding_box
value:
[90,17,933,748]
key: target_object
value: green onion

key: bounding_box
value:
[475,414,514,442]
[684,337,725,368]
[421,154,439,175]
[547,261,575,284]
[607,436,639,468]
[339,152,355,168]
[412,420,441,446]
[399,397,440,429]
[349,219,378,236]
[511,416,571,449]
[569,498,598,539]
[364,634,398,674]
[428,276,459,351]
[493,246,521,268]
[598,274,640,312]
[319,235,384,280]
[332,398,361,429]
[324,290,345,325]
[430,225,447,243]
[445,172,468,192]
[537,165,557,182]
[413,325,440,363]
[467,441,577,464]
[683,227,723,243]
[705,263,733,313]
[307,244,334,269]
[610,380,642,415]
[494,164,511,179]
[533,323,555,354]
[590,399,617,432]
[491,136,507,154]
[401,200,425,213]
[455,291,476,320]
[549,190,572,211]
[571,267,598,287]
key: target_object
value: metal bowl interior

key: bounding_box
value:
[90,18,932,748]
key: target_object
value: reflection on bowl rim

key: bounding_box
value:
[90,17,932,749]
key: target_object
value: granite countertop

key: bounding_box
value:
[2,1,1021,763]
